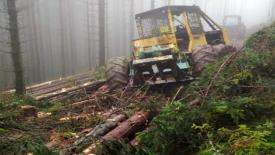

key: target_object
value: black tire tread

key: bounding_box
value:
[106,57,129,90]
[192,44,234,73]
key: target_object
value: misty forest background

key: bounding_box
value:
[0,0,275,91]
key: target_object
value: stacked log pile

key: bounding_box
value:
[4,72,106,102]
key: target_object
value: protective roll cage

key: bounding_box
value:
[135,5,223,39]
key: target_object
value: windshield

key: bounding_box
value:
[224,17,239,26]
[137,12,171,38]
[187,12,203,34]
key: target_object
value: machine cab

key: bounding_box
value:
[132,5,231,60]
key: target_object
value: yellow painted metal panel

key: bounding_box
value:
[222,29,232,46]
[183,12,207,52]
[132,34,177,57]
[133,34,176,48]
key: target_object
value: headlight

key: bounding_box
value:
[169,44,175,48]
[134,42,140,47]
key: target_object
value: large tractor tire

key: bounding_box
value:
[106,57,129,91]
[192,44,235,73]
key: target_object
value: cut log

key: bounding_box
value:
[130,138,138,146]
[72,114,127,152]
[48,89,84,102]
[31,82,72,97]
[30,72,91,92]
[6,72,92,94]
[31,76,92,97]
[35,80,105,101]
[72,99,93,109]
[103,111,151,141]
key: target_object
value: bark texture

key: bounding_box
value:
[7,0,25,95]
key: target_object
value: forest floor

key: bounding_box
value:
[0,69,173,154]
[0,67,111,154]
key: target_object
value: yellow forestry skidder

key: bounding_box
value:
[106,5,235,90]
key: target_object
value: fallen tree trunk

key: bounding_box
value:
[35,80,105,101]
[48,89,85,103]
[31,76,92,97]
[71,99,94,109]
[32,73,91,92]
[5,72,92,94]
[103,111,151,141]
[31,83,71,97]
[72,114,127,152]
[48,87,95,103]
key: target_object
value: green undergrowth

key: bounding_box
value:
[0,95,56,154]
[100,23,275,155]
[1,95,43,128]
[135,23,275,155]
[0,89,107,154]
[91,65,107,80]
[0,139,57,155]
[0,93,103,154]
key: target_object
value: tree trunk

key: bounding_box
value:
[59,0,66,77]
[7,0,25,95]
[34,1,46,80]
[87,0,92,70]
[129,0,134,41]
[74,114,127,153]
[103,111,151,140]
[151,0,155,9]
[29,0,41,82]
[272,0,275,21]
[98,0,105,65]
[68,1,75,74]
